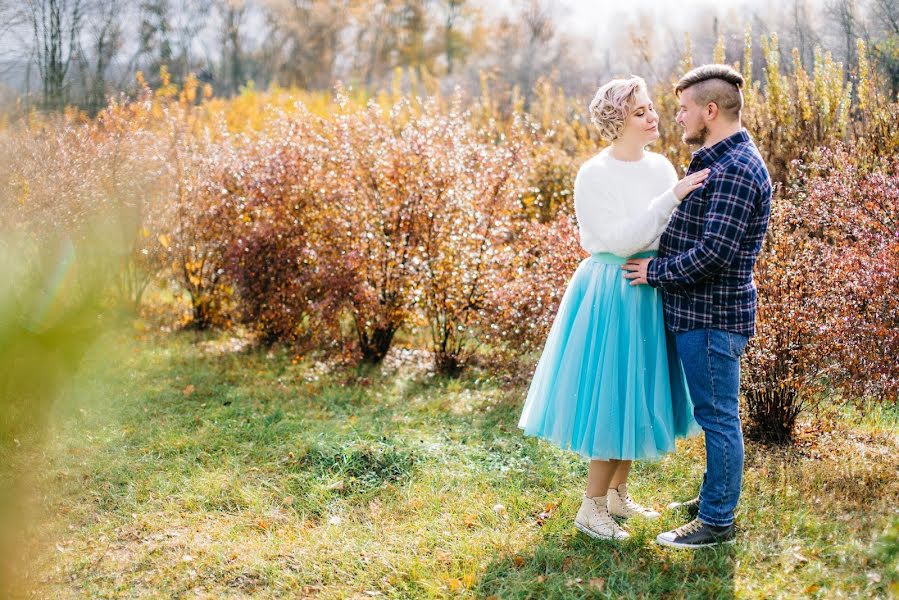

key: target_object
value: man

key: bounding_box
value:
[621,64,773,549]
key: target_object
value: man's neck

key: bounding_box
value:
[702,124,743,149]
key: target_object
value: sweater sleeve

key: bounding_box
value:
[574,161,681,257]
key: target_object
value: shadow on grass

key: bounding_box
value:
[477,530,736,599]
[462,392,736,598]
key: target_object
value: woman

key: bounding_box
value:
[518,76,708,540]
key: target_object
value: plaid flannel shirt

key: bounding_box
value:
[646,129,772,337]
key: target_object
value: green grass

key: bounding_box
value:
[4,327,898,599]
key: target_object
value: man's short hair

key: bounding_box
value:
[588,76,647,142]
[675,64,745,121]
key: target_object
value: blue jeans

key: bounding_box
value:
[674,328,750,527]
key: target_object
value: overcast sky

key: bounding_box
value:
[486,0,815,63]
[558,0,782,31]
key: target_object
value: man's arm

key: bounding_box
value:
[645,164,757,289]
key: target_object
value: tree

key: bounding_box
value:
[868,0,899,95]
[136,0,212,87]
[215,0,248,95]
[259,0,350,90]
[76,0,122,115]
[439,0,466,75]
[825,0,863,74]
[25,0,85,111]
[789,0,821,69]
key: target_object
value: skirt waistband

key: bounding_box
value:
[590,251,657,265]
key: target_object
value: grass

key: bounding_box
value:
[3,326,898,599]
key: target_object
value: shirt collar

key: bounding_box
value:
[692,128,751,167]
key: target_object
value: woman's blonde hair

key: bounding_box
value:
[588,76,647,141]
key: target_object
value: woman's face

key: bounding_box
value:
[619,88,660,145]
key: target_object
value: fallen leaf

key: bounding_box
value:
[791,547,809,566]
[326,480,345,492]
[588,577,605,591]
[182,384,195,396]
[536,502,556,525]
[463,513,478,529]
[282,496,294,505]
[512,555,525,568]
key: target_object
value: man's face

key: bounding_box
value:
[676,87,709,146]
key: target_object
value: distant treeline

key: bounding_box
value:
[2,0,898,116]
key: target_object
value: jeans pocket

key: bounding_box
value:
[709,329,749,361]
[726,331,749,359]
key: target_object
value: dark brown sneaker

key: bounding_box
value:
[655,518,735,549]
[667,496,700,518]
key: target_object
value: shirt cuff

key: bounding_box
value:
[646,258,661,288]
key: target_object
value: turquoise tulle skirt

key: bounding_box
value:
[518,251,701,461]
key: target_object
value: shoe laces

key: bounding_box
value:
[620,491,647,512]
[673,518,704,537]
[592,504,614,523]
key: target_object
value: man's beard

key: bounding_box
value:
[683,123,709,145]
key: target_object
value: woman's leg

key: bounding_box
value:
[577,458,631,539]
[610,460,633,488]
[607,460,660,519]
[586,459,621,497]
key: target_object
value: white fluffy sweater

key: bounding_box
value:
[573,146,681,257]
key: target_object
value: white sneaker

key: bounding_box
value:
[607,483,660,519]
[574,495,630,540]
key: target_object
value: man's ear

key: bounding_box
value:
[704,102,719,121]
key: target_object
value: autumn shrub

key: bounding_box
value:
[3,69,238,328]
[517,143,578,224]
[160,129,238,330]
[92,95,178,310]
[796,146,899,403]
[222,109,348,348]
[478,213,584,367]
[743,143,899,441]
[413,110,531,375]
[1,105,171,312]
[741,186,830,442]
[315,95,439,364]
